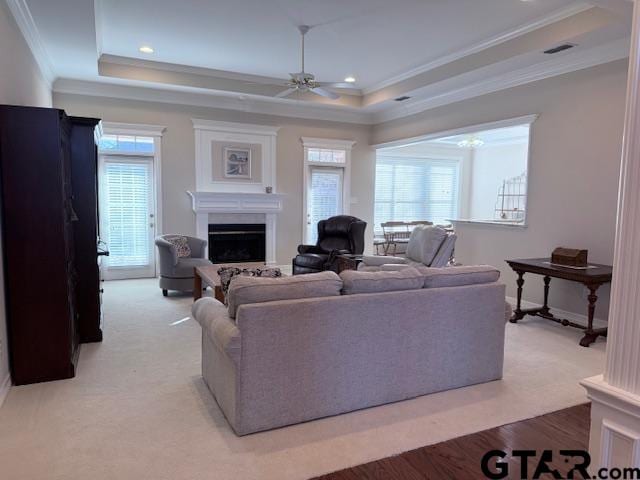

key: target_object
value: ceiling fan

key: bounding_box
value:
[274,25,354,100]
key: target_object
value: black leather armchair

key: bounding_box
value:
[292,215,367,275]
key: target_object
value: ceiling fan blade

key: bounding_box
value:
[275,88,297,98]
[310,87,340,100]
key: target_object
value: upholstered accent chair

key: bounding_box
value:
[359,225,457,271]
[155,235,211,296]
[292,215,367,275]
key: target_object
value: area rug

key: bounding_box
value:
[0,278,605,480]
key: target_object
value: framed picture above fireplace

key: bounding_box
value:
[224,147,251,178]
[193,119,279,193]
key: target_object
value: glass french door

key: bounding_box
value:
[99,155,156,279]
[306,167,344,244]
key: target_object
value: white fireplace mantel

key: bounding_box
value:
[187,191,285,214]
[187,191,285,265]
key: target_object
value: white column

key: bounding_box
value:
[582,0,640,471]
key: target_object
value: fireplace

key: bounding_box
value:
[208,224,266,263]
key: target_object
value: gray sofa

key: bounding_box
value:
[155,235,211,296]
[192,265,508,435]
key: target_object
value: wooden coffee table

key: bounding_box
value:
[193,262,264,303]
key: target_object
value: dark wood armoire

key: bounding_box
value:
[0,105,103,385]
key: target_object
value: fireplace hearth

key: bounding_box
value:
[208,224,266,263]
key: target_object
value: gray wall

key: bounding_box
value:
[52,94,376,264]
[0,1,52,394]
[372,60,628,319]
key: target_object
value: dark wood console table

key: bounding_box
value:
[506,258,613,347]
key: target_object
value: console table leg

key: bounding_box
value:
[541,276,552,316]
[580,284,601,347]
[511,271,526,323]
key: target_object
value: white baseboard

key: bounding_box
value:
[0,373,11,409]
[506,296,608,329]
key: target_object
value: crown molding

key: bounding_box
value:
[363,2,594,95]
[5,0,55,87]
[374,37,630,124]
[191,118,280,136]
[101,121,166,137]
[53,78,375,125]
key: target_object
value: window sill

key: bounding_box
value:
[448,219,528,228]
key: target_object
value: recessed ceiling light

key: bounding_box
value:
[344,76,356,83]
[139,46,154,54]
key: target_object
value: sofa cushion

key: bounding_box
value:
[340,267,424,295]
[227,271,342,319]
[420,226,448,266]
[421,265,500,288]
[360,255,408,267]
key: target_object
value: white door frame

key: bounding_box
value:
[301,137,355,244]
[99,155,157,279]
[98,122,165,278]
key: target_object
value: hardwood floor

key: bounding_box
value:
[313,404,590,480]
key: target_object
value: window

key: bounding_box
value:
[374,117,533,230]
[307,148,346,164]
[307,167,344,244]
[99,134,155,154]
[101,159,153,268]
[374,157,460,232]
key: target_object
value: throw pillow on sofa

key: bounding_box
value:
[227,271,342,319]
[164,235,191,258]
[340,267,424,295]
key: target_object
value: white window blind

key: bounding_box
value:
[308,168,343,244]
[374,156,459,232]
[103,161,152,267]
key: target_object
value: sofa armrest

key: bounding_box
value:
[298,244,325,255]
[187,236,207,259]
[155,237,179,267]
[361,255,409,267]
[192,298,240,365]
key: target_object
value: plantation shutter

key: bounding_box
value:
[374,157,459,232]
[103,160,152,267]
[308,168,343,244]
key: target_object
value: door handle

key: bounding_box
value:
[150,223,155,228]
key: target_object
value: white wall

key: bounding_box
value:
[469,143,529,220]
[53,93,376,264]
[373,60,628,319]
[0,1,53,403]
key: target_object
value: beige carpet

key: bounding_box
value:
[0,278,605,480]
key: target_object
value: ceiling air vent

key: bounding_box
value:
[544,44,576,55]
[394,96,411,102]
